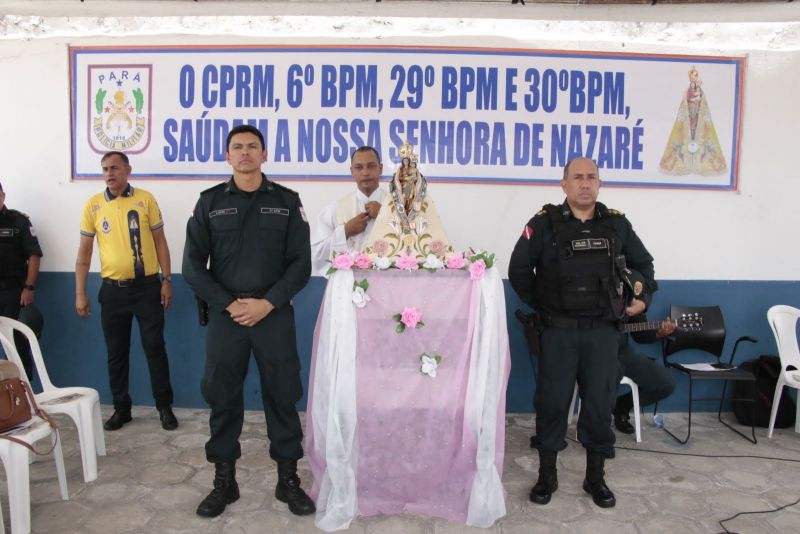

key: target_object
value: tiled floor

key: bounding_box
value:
[4,407,800,533]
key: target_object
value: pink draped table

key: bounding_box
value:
[305,267,510,531]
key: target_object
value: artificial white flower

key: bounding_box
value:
[352,286,371,308]
[420,355,439,378]
[422,253,444,270]
[374,256,392,270]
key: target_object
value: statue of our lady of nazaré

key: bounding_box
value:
[364,141,451,259]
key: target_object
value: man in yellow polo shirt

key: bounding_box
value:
[75,151,177,432]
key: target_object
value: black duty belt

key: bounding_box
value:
[102,274,160,288]
[542,315,616,330]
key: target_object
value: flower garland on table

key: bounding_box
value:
[326,249,495,279]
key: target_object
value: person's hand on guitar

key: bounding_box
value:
[656,317,677,338]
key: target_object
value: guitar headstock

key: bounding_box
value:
[676,312,704,332]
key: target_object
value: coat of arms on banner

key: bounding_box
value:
[88,65,152,153]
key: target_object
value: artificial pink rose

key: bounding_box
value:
[371,240,389,256]
[429,240,446,256]
[354,253,373,269]
[469,259,487,280]
[331,253,355,270]
[395,254,420,270]
[446,254,466,269]
[401,307,422,328]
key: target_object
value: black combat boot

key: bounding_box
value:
[275,460,316,516]
[582,451,616,508]
[613,393,635,434]
[196,462,240,517]
[529,450,558,505]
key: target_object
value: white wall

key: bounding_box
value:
[1,1,798,280]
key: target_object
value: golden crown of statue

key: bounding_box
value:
[398,140,419,164]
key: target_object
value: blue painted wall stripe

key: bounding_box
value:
[13,273,799,414]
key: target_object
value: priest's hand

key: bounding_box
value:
[364,201,382,219]
[344,212,371,238]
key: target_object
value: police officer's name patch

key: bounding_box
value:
[0,228,16,237]
[260,207,289,216]
[209,208,238,218]
[571,238,608,251]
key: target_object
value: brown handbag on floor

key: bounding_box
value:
[0,359,58,454]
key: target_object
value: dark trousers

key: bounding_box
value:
[0,286,33,379]
[99,279,174,411]
[202,304,304,464]
[533,325,619,458]
[617,341,675,407]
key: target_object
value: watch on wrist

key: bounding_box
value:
[162,276,172,282]
[24,284,35,291]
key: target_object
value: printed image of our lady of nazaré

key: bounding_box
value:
[364,141,451,259]
[659,66,727,176]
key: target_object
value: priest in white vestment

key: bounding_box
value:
[310,146,388,275]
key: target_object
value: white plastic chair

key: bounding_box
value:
[766,305,800,439]
[0,318,106,482]
[0,414,69,534]
[568,376,641,443]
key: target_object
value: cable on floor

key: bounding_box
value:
[717,496,800,534]
[562,435,800,530]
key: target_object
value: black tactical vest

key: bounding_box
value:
[0,210,26,280]
[534,204,623,320]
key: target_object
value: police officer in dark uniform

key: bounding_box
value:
[183,125,315,519]
[0,181,42,379]
[509,157,656,509]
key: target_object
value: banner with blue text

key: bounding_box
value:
[70,45,744,189]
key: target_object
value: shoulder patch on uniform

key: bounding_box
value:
[522,224,534,240]
[607,208,625,216]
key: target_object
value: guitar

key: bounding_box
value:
[621,312,704,334]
